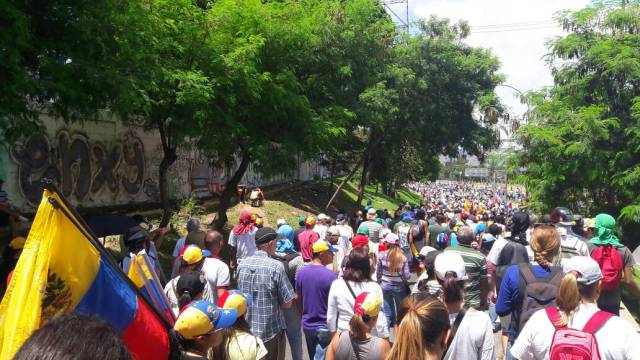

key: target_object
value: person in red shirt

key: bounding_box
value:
[298,216,320,262]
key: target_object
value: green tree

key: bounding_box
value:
[516,1,640,242]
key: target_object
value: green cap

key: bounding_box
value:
[357,226,370,236]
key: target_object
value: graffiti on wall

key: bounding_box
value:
[169,148,228,198]
[11,130,146,206]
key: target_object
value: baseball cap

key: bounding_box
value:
[562,256,602,285]
[336,213,346,222]
[186,218,201,233]
[298,215,306,224]
[312,240,339,254]
[305,216,316,226]
[475,223,486,234]
[384,233,399,245]
[124,225,148,246]
[367,208,377,216]
[317,213,329,221]
[9,236,26,250]
[180,245,204,266]
[434,252,468,281]
[276,218,287,227]
[353,292,382,318]
[174,300,237,339]
[352,234,368,248]
[255,227,279,246]
[176,271,206,300]
[255,217,264,226]
[218,290,253,317]
[356,226,369,236]
[419,245,438,258]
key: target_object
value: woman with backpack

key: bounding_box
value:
[586,213,640,316]
[510,256,640,360]
[375,233,411,332]
[325,292,391,360]
[496,224,563,360]
[434,252,495,360]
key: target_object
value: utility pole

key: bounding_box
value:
[382,0,409,33]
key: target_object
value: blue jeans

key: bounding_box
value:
[382,287,409,329]
[303,328,331,360]
[283,307,303,360]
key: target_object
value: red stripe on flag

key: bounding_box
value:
[122,297,170,360]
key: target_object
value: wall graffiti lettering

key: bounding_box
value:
[11,130,146,206]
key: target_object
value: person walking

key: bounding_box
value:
[201,230,230,304]
[296,241,338,359]
[586,213,640,315]
[433,252,495,360]
[375,233,410,332]
[327,247,389,340]
[496,224,563,360]
[385,293,451,360]
[236,227,295,360]
[298,216,320,262]
[511,256,640,359]
[229,210,258,268]
[360,208,383,255]
[325,292,391,360]
[445,226,489,310]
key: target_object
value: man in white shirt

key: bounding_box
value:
[202,230,230,304]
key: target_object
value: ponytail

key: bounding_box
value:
[349,313,373,340]
[441,271,464,303]
[555,272,600,326]
[387,244,404,273]
[178,291,193,310]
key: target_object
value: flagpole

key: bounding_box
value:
[41,179,173,330]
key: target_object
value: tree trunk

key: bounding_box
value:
[327,158,335,193]
[157,118,177,228]
[212,153,251,231]
[356,149,371,210]
[325,158,362,210]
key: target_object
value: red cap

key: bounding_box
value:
[352,234,368,248]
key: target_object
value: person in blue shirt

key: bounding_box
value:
[496,224,562,360]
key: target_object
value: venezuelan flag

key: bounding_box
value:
[0,189,170,360]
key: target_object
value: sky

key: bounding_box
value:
[384,0,591,116]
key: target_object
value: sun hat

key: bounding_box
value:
[353,292,382,319]
[218,290,253,317]
[173,300,237,339]
[180,245,204,266]
[434,252,468,281]
[562,256,602,285]
[312,240,339,254]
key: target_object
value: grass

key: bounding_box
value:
[154,179,422,275]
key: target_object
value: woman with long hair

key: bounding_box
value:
[213,291,267,360]
[325,292,391,360]
[496,224,563,359]
[433,252,495,360]
[511,256,640,359]
[375,233,410,331]
[386,293,451,360]
[327,247,389,340]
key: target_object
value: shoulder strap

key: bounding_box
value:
[582,311,613,334]
[349,332,363,360]
[545,307,565,329]
[344,280,357,299]
[518,263,537,284]
[446,309,466,349]
[548,267,564,284]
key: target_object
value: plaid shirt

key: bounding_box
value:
[237,251,295,342]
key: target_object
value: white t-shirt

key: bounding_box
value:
[315,224,328,241]
[326,279,389,339]
[163,275,213,317]
[443,309,495,360]
[201,257,230,303]
[486,237,508,265]
[511,303,640,360]
[335,224,354,252]
[229,229,257,260]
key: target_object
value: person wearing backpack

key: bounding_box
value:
[410,209,429,253]
[587,213,640,316]
[496,225,563,360]
[510,256,640,360]
[434,252,495,360]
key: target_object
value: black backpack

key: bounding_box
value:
[513,264,563,336]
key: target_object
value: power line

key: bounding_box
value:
[470,20,555,29]
[471,25,558,33]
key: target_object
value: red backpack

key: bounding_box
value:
[590,246,624,291]
[546,307,612,360]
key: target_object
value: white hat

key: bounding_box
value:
[276,218,287,226]
[434,252,468,281]
[419,246,438,258]
[384,233,399,245]
[367,208,377,216]
[317,213,329,221]
[562,256,602,285]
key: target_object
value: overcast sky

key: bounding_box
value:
[385,0,591,116]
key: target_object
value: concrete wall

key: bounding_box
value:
[2,115,325,212]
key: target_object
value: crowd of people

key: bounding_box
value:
[7,181,640,359]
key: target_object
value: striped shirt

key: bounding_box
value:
[445,244,488,309]
[360,220,383,243]
[375,251,410,291]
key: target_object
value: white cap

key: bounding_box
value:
[562,256,602,285]
[317,213,329,221]
[276,218,287,226]
[419,246,438,258]
[434,252,468,281]
[380,228,392,239]
[384,233,399,245]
